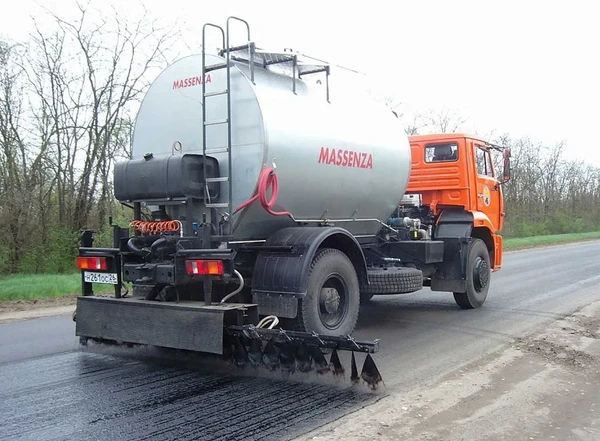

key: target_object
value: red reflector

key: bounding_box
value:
[77,256,108,271]
[185,259,224,276]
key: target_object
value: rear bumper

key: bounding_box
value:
[75,296,258,355]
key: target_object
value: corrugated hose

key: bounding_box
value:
[233,167,293,218]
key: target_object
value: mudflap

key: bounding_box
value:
[75,296,258,355]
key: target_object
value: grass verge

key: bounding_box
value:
[504,231,600,251]
[0,273,114,302]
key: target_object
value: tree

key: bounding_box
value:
[422,106,468,133]
[20,0,180,230]
[0,1,181,273]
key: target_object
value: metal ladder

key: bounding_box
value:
[201,17,255,216]
[200,17,332,216]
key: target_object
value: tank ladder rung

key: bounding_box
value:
[205,62,228,73]
[205,147,229,155]
[205,202,230,208]
[204,90,228,98]
[204,118,229,126]
[205,177,229,183]
[219,43,254,55]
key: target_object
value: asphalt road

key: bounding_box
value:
[1,241,600,440]
[353,240,600,389]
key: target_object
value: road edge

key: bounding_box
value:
[0,305,75,324]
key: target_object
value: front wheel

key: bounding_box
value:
[296,248,360,336]
[453,238,491,309]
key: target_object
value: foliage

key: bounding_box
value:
[504,231,600,251]
[0,273,114,301]
[0,1,180,274]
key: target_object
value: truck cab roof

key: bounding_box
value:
[408,133,487,145]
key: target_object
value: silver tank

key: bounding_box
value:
[132,53,412,241]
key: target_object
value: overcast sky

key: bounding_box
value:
[2,0,599,165]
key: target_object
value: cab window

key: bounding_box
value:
[425,143,458,163]
[475,146,494,177]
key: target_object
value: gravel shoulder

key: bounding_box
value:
[0,296,76,324]
[296,299,600,441]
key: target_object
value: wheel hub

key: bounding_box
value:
[320,287,341,314]
[473,257,490,291]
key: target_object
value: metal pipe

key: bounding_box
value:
[220,270,245,303]
[289,216,399,233]
[417,229,430,240]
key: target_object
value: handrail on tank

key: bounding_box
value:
[226,16,255,83]
[201,23,226,62]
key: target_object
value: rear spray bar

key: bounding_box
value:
[226,325,380,353]
[226,324,383,389]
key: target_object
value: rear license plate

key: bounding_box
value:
[84,271,118,285]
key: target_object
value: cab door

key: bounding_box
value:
[473,143,502,232]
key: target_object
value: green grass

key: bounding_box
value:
[504,231,600,251]
[0,273,115,302]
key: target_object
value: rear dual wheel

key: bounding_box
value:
[294,248,360,336]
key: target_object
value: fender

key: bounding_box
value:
[470,210,501,270]
[251,227,368,318]
[470,210,494,232]
[434,209,474,239]
[430,209,474,293]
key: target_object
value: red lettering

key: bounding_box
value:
[172,74,212,89]
[318,147,329,163]
[317,147,373,169]
[328,149,336,165]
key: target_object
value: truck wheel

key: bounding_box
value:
[453,238,491,309]
[360,267,423,296]
[296,248,360,336]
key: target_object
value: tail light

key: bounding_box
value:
[77,256,108,270]
[185,259,224,276]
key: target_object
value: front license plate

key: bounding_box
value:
[84,271,118,285]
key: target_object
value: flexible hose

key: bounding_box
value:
[130,220,182,235]
[220,270,245,304]
[127,237,150,256]
[256,315,279,329]
[233,167,293,218]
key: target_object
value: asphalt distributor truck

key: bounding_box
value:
[75,17,511,389]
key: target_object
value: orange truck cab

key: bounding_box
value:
[405,133,511,275]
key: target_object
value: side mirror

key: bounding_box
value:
[500,148,511,184]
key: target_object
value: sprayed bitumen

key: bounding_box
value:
[0,345,383,441]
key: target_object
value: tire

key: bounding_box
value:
[294,248,360,336]
[360,267,423,296]
[453,238,491,309]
